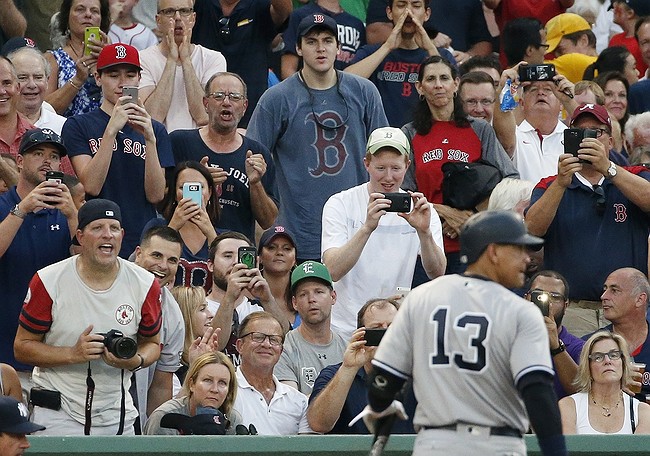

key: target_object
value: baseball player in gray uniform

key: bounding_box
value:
[362,211,568,456]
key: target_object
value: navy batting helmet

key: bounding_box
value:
[460,210,543,264]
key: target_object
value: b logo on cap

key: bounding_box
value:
[313,14,325,23]
[274,226,285,233]
[115,45,127,60]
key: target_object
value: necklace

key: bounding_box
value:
[591,392,622,417]
[68,40,83,58]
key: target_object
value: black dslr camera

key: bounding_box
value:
[101,329,137,359]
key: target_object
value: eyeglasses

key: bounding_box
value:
[593,184,606,215]
[538,43,550,51]
[219,17,230,37]
[299,70,350,131]
[588,349,622,363]
[592,128,610,138]
[158,7,193,17]
[528,289,565,303]
[207,91,244,102]
[462,98,495,108]
[240,332,283,346]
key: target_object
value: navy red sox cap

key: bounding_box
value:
[460,210,544,264]
[19,128,68,157]
[608,0,650,16]
[258,224,297,251]
[297,14,339,40]
[78,198,123,231]
[97,43,141,71]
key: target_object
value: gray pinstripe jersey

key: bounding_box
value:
[373,274,553,432]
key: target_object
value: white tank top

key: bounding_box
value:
[571,391,639,434]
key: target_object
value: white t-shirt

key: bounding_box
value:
[233,369,312,435]
[108,23,158,51]
[139,44,227,132]
[322,182,444,341]
[513,119,567,185]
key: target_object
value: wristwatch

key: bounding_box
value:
[9,204,27,219]
[551,339,566,357]
[130,353,145,372]
[606,161,618,178]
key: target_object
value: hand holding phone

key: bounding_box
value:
[364,328,387,346]
[518,64,556,82]
[383,192,411,213]
[530,290,550,317]
[182,182,202,208]
[45,171,64,184]
[84,27,100,56]
[564,128,597,163]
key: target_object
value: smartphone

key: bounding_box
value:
[530,290,550,317]
[182,182,202,207]
[45,170,64,184]
[564,128,597,163]
[383,192,411,213]
[518,64,556,82]
[84,26,100,56]
[364,328,387,347]
[122,86,138,105]
[238,246,257,269]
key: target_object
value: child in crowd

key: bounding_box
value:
[108,0,158,50]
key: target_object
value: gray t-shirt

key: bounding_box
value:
[274,329,347,395]
[247,71,388,259]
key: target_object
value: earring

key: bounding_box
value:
[419,94,425,101]
[453,91,458,98]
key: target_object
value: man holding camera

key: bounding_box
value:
[14,198,162,435]
[322,127,445,341]
[526,104,650,336]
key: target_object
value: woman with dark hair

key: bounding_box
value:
[583,46,639,85]
[402,55,518,273]
[143,161,221,291]
[559,331,650,434]
[595,71,630,153]
[44,0,111,116]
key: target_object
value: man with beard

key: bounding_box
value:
[274,261,347,395]
[170,72,277,241]
[525,270,583,399]
[207,231,289,367]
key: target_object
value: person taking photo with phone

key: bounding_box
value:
[322,126,446,341]
[62,43,175,258]
[525,104,650,337]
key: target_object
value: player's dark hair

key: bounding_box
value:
[205,71,248,98]
[413,55,468,136]
[502,17,544,67]
[160,161,220,227]
[583,46,632,81]
[237,311,284,343]
[459,54,502,78]
[141,225,183,249]
[357,298,400,329]
[58,0,111,36]
[208,231,253,262]
[527,270,570,299]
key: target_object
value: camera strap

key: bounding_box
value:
[84,363,126,435]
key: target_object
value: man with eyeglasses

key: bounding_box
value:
[526,104,650,337]
[233,312,312,435]
[248,14,387,264]
[584,267,650,398]
[191,0,292,128]
[138,0,227,133]
[0,128,77,399]
[525,270,584,399]
[513,75,577,184]
[170,72,278,242]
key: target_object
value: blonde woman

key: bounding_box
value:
[559,331,650,434]
[171,286,214,391]
[144,352,242,435]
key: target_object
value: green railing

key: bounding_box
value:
[24,434,650,455]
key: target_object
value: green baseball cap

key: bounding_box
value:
[291,261,333,291]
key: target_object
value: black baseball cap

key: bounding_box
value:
[160,408,228,435]
[1,36,37,57]
[78,199,122,231]
[19,128,67,157]
[258,224,297,251]
[297,14,338,40]
[0,397,45,434]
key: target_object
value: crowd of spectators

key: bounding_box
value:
[3,0,650,452]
